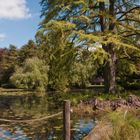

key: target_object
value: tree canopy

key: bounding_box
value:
[40,0,140,93]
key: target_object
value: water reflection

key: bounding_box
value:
[0,94,95,139]
[0,127,29,140]
[0,117,95,140]
[72,119,95,140]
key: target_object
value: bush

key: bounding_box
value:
[10,57,49,92]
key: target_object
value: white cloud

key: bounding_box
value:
[0,0,31,19]
[0,33,6,41]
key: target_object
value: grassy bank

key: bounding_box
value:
[108,110,140,140]
[49,89,140,106]
[84,108,140,140]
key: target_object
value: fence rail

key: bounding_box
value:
[0,111,62,123]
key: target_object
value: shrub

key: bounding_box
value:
[10,57,49,92]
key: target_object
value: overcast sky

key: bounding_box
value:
[0,0,41,48]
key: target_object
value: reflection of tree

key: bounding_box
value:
[11,96,49,117]
[25,118,63,139]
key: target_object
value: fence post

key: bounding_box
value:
[63,100,71,140]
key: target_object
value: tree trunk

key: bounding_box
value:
[103,45,117,93]
[99,0,116,93]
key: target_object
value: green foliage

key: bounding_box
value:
[106,111,140,140]
[36,20,78,91]
[18,40,37,65]
[0,45,18,87]
[40,0,140,50]
[36,19,108,90]
[40,0,140,93]
[117,48,140,89]
[70,62,92,87]
[119,60,139,75]
[10,57,49,92]
[70,51,94,87]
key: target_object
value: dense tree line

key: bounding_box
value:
[0,0,139,92]
[0,38,139,92]
[0,39,102,91]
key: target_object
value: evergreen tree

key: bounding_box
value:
[0,45,18,87]
[18,40,37,65]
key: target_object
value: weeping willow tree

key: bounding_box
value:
[40,0,140,93]
[10,57,49,92]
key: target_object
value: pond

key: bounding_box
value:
[0,93,96,140]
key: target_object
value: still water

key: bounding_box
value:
[0,93,95,140]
